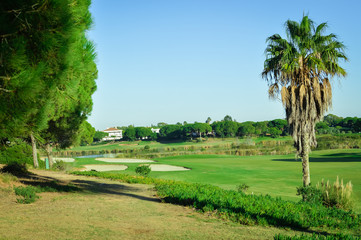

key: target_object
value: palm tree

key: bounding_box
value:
[262,16,347,187]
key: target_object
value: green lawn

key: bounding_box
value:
[71,148,361,212]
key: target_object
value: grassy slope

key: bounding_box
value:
[0,170,301,240]
[71,148,361,212]
[150,149,361,211]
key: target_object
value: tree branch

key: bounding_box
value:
[0,87,13,93]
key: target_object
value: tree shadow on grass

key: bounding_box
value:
[70,179,160,202]
[272,152,361,163]
[19,172,159,203]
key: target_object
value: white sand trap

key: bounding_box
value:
[54,157,75,162]
[95,158,154,163]
[149,164,190,172]
[41,157,75,162]
[81,164,128,172]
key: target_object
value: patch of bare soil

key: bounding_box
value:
[0,170,299,240]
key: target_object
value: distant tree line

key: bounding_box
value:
[89,114,360,144]
[315,114,361,134]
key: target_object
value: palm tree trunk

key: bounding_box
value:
[45,143,54,168]
[30,132,39,168]
[301,134,311,187]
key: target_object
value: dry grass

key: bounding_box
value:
[0,170,302,240]
[316,176,353,210]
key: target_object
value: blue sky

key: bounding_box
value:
[87,0,361,130]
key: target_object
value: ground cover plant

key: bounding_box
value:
[72,170,361,236]
[274,233,361,240]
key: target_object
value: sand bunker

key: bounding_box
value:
[149,164,190,172]
[95,158,154,163]
[41,157,75,162]
[81,164,128,172]
[54,157,75,162]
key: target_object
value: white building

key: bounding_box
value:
[102,127,123,141]
[151,128,160,134]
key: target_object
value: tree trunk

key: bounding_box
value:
[30,132,39,168]
[45,143,54,168]
[301,134,311,187]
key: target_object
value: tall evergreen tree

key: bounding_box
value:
[0,0,97,167]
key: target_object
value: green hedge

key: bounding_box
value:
[274,233,361,240]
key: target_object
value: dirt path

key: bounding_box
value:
[0,170,298,240]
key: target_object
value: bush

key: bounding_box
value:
[13,186,40,204]
[316,177,353,210]
[274,233,361,240]
[52,160,68,171]
[155,181,361,230]
[144,145,150,150]
[297,177,353,211]
[296,185,323,204]
[237,183,249,193]
[135,165,151,177]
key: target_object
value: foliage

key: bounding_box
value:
[135,165,151,177]
[316,177,353,210]
[77,121,96,146]
[72,170,361,231]
[14,186,40,204]
[123,127,136,141]
[0,140,33,165]
[274,233,361,240]
[13,181,79,204]
[52,160,69,171]
[237,183,249,193]
[297,185,323,204]
[135,127,153,139]
[155,181,361,230]
[93,131,108,142]
[262,15,347,187]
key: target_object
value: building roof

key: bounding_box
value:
[103,127,121,132]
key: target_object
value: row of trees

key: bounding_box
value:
[0,0,97,167]
[316,114,361,134]
[91,113,358,144]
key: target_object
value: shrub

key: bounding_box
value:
[297,177,353,211]
[274,233,361,240]
[296,185,323,204]
[237,183,249,193]
[13,186,40,204]
[144,145,150,150]
[52,160,69,171]
[316,177,353,210]
[135,165,151,177]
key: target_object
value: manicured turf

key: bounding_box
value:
[71,148,361,212]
